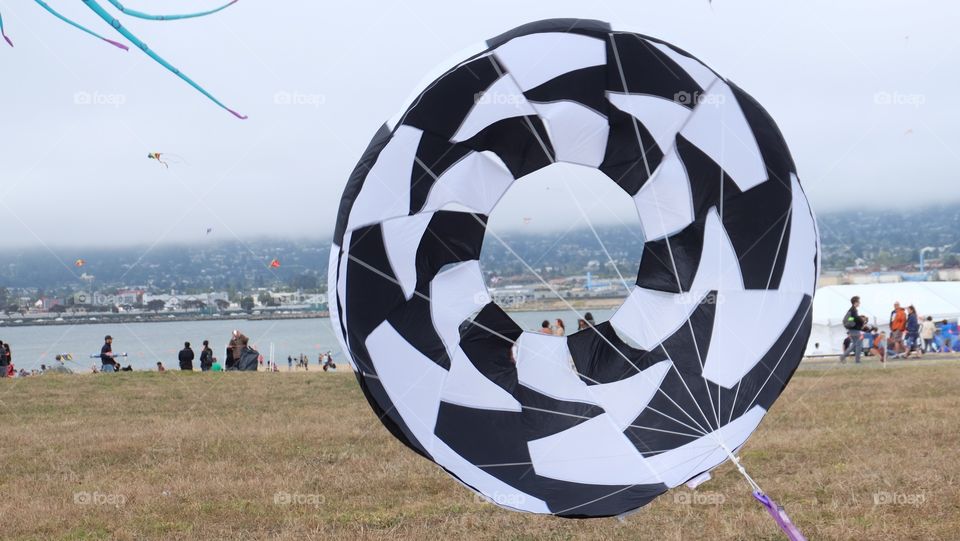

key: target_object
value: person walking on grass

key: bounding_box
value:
[178,342,195,371]
[840,296,864,364]
[920,316,937,353]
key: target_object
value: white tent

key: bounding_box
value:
[809,281,960,354]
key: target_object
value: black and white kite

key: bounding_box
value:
[329,19,819,523]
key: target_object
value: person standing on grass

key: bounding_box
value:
[0,340,8,374]
[226,330,242,370]
[904,306,922,358]
[840,296,864,364]
[236,335,260,371]
[889,302,907,355]
[920,316,937,353]
[178,342,195,371]
[199,340,214,371]
[1,341,11,369]
[100,335,118,373]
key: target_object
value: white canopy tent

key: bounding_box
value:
[808,281,960,354]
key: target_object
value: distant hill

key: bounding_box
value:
[0,240,328,293]
[817,203,960,270]
[0,203,957,293]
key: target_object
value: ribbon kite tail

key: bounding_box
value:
[105,0,240,21]
[1,12,13,47]
[33,0,128,50]
[81,0,246,119]
[753,491,807,541]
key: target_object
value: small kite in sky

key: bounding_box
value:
[2,1,245,119]
[269,259,281,269]
[74,259,85,268]
[148,152,188,168]
[206,228,214,235]
[522,217,532,225]
[147,152,168,168]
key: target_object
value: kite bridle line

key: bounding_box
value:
[343,251,711,444]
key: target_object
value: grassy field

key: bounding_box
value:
[1,359,958,540]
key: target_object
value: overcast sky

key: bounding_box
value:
[0,0,956,249]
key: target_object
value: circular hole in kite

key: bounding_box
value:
[480,163,645,328]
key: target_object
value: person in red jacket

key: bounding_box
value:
[889,302,907,355]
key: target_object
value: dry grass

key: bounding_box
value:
[0,360,958,540]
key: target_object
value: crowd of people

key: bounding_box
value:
[286,352,337,372]
[107,331,336,373]
[0,330,340,377]
[840,297,960,363]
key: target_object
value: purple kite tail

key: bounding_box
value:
[103,38,129,50]
[227,108,248,120]
[2,34,12,47]
[753,491,806,541]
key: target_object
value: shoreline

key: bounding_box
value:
[0,311,331,328]
[0,297,628,329]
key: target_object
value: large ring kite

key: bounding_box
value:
[330,19,819,518]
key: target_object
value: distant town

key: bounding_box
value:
[1,204,957,326]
